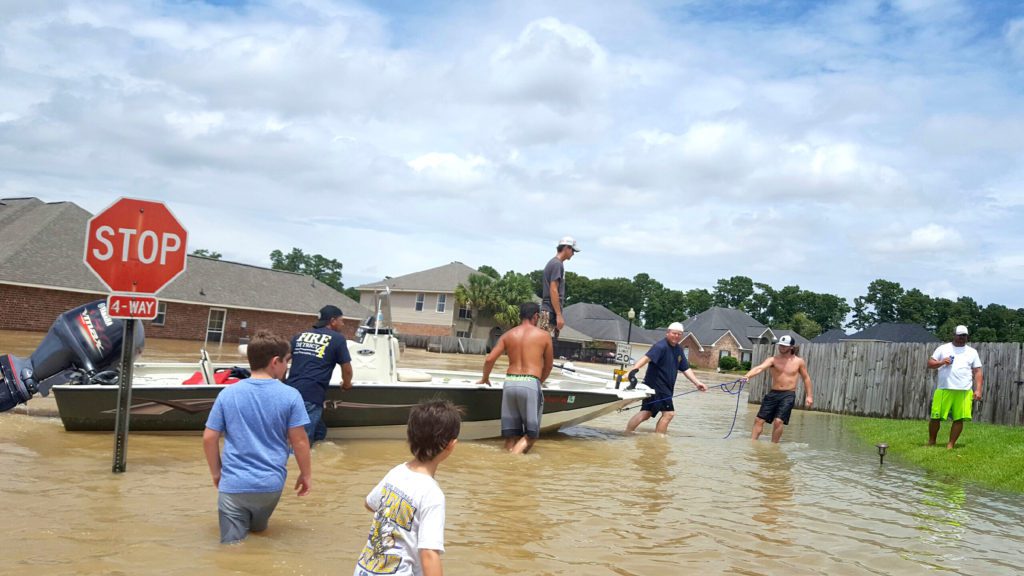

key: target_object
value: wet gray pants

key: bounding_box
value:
[218,491,282,544]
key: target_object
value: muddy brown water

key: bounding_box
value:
[2,330,1023,575]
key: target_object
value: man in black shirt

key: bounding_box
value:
[287,305,353,443]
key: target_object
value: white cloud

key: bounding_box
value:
[2,0,1024,309]
[867,224,963,254]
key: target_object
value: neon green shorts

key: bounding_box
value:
[930,389,972,421]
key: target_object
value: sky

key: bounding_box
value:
[2,0,1023,308]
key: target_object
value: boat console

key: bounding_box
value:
[0,300,144,412]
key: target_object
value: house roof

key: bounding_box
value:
[842,323,940,343]
[683,306,774,349]
[0,197,369,319]
[562,303,661,345]
[811,328,848,343]
[356,261,481,293]
[771,329,811,345]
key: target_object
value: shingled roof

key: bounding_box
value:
[356,261,481,293]
[683,306,775,349]
[562,303,661,345]
[842,323,940,343]
[811,328,848,343]
[0,197,369,318]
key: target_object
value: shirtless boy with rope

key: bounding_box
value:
[743,335,813,443]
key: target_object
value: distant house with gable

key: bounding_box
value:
[356,262,497,339]
[680,306,809,370]
[0,197,370,343]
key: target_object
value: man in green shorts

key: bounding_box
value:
[926,325,983,449]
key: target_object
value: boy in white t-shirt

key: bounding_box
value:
[355,400,461,576]
[926,325,984,449]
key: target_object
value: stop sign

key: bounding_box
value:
[84,198,188,294]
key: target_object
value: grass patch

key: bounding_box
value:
[846,416,1024,494]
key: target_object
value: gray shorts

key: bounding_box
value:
[218,490,282,544]
[502,375,544,438]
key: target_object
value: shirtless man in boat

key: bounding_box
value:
[743,335,813,443]
[478,302,554,454]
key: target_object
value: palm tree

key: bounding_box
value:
[454,273,496,338]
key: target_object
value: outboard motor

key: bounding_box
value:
[0,300,144,412]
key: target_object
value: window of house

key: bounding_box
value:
[152,301,167,326]
[415,293,424,311]
[683,347,690,359]
[456,330,471,338]
[458,305,472,319]
[741,351,752,364]
[436,294,446,313]
[718,350,731,359]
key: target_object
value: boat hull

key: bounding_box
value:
[52,382,648,440]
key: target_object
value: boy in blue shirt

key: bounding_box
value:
[203,330,312,544]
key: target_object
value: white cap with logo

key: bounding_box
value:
[557,236,581,252]
[778,335,795,347]
[954,325,969,335]
[667,322,684,333]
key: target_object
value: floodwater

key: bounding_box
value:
[2,330,1024,575]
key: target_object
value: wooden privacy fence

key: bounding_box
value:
[398,334,489,355]
[747,342,1024,426]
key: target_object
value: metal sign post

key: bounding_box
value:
[112,319,136,473]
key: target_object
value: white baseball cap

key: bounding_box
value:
[557,236,581,252]
[778,335,795,347]
[667,322,684,333]
[954,325,969,335]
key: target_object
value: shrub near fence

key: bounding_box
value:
[748,342,1024,426]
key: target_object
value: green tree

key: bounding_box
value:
[454,273,497,336]
[897,288,933,326]
[490,271,535,327]
[850,279,905,329]
[782,312,822,340]
[343,287,361,302]
[270,248,345,291]
[682,288,713,319]
[713,276,754,310]
[191,248,222,259]
[798,291,850,330]
[477,265,500,279]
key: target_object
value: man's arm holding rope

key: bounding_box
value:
[742,357,774,382]
[680,368,708,391]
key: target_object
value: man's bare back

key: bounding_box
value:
[499,324,553,381]
[478,318,554,386]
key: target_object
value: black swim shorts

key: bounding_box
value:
[756,389,797,425]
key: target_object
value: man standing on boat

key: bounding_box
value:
[624,322,708,434]
[478,302,554,454]
[539,236,579,339]
[926,325,983,449]
[287,305,353,444]
[744,335,813,443]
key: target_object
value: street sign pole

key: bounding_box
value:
[84,197,188,474]
[112,319,136,473]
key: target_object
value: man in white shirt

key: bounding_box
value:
[926,325,983,449]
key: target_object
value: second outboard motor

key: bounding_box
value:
[0,300,144,412]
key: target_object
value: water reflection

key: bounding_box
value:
[749,444,794,531]
[3,330,1024,575]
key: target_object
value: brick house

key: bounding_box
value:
[680,307,809,369]
[0,197,369,342]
